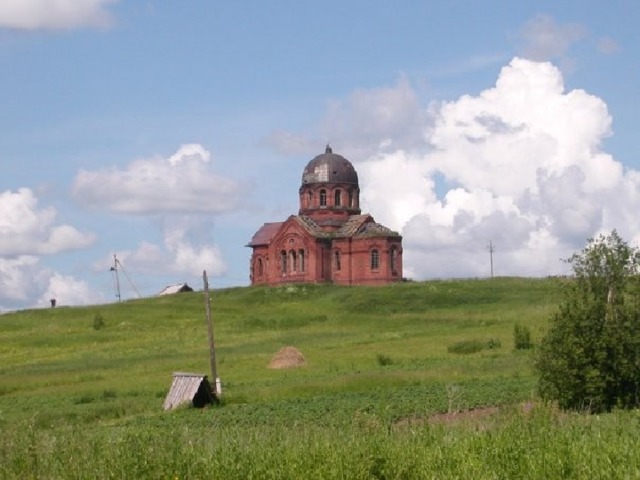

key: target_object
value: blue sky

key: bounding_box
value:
[1,1,639,311]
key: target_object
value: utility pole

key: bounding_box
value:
[203,270,221,397]
[110,254,121,302]
[488,241,495,278]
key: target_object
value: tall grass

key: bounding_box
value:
[2,406,639,479]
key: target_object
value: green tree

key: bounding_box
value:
[536,231,640,412]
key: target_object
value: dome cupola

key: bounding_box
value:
[299,145,360,222]
[301,145,359,186]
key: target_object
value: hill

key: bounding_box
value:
[1,277,559,421]
[3,277,639,478]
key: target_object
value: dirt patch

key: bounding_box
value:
[268,346,306,369]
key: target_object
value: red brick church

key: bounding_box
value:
[248,146,403,286]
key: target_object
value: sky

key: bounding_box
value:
[1,1,640,311]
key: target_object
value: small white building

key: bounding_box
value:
[157,283,194,296]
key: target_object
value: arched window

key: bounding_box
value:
[257,258,264,277]
[348,190,354,208]
[290,249,297,272]
[334,189,341,206]
[370,249,379,270]
[334,250,341,271]
[390,247,398,274]
[307,190,313,207]
[298,249,305,272]
[280,250,287,274]
[320,189,327,207]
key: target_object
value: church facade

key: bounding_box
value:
[247,146,403,286]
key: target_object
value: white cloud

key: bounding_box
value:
[335,57,640,279]
[267,78,427,161]
[515,14,586,64]
[0,256,43,303]
[0,0,117,30]
[72,144,245,215]
[0,188,95,256]
[38,272,105,308]
[107,216,227,279]
[0,256,101,310]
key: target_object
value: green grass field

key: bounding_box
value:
[2,277,639,478]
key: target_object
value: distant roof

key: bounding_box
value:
[157,283,193,296]
[301,145,359,186]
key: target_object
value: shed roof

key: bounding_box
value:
[163,372,216,410]
[157,283,193,296]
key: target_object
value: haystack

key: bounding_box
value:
[268,346,306,369]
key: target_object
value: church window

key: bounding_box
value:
[298,249,305,272]
[390,247,398,274]
[370,249,380,270]
[334,189,342,206]
[320,189,327,207]
[334,250,341,271]
[348,190,354,207]
[307,190,313,207]
[257,258,264,277]
[280,250,287,274]
[290,249,297,272]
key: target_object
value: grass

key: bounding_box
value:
[3,277,637,478]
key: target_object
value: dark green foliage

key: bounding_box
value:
[92,313,105,330]
[513,324,532,350]
[448,339,501,354]
[376,353,393,366]
[536,231,640,412]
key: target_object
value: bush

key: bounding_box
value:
[536,231,640,412]
[448,339,501,354]
[93,313,105,330]
[513,324,532,350]
[376,353,393,366]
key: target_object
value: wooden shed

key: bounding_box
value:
[163,372,216,411]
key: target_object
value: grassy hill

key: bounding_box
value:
[2,277,639,478]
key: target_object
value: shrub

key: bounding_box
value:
[536,231,640,412]
[513,324,532,350]
[376,353,393,366]
[448,340,484,354]
[448,339,501,354]
[93,313,105,330]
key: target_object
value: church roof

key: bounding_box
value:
[295,214,400,239]
[248,215,400,248]
[336,215,400,238]
[301,145,359,186]
[247,222,283,246]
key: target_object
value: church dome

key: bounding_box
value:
[301,146,359,186]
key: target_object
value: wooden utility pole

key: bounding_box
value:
[488,241,495,278]
[202,270,221,397]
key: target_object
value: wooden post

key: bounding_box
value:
[202,270,221,397]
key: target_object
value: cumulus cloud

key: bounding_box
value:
[267,78,427,161]
[349,57,640,279]
[0,188,95,256]
[72,144,245,215]
[38,272,105,308]
[106,216,227,280]
[0,256,100,311]
[0,0,118,30]
[0,188,99,310]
